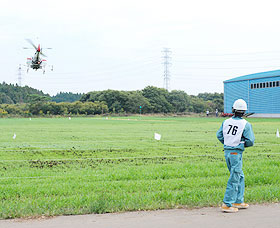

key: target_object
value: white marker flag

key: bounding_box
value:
[13,133,16,140]
[154,133,161,141]
[277,129,280,138]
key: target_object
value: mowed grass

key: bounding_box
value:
[0,116,279,218]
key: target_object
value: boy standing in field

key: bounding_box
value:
[216,99,255,213]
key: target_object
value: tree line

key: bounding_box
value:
[0,82,83,103]
[0,82,46,104]
[0,83,223,116]
[80,86,223,114]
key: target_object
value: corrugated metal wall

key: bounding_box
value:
[249,76,280,113]
[224,80,249,113]
[224,76,280,114]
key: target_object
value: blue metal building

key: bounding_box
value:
[224,69,280,116]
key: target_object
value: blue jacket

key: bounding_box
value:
[216,116,255,152]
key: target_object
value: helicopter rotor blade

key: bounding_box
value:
[40,52,47,57]
[25,39,37,50]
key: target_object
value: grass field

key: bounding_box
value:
[0,116,279,219]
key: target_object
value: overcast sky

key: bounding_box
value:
[1,0,280,95]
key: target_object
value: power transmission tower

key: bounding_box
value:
[162,48,171,91]
[18,64,23,86]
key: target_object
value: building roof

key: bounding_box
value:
[224,69,280,83]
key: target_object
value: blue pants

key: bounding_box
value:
[223,151,245,207]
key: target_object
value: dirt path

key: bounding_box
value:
[1,203,279,228]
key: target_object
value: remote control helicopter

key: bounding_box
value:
[23,39,53,74]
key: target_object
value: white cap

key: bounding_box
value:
[232,99,247,111]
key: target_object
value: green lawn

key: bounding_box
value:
[0,116,279,218]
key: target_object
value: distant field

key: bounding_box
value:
[0,117,279,219]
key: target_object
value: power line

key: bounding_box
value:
[172,65,280,70]
[173,58,280,63]
[162,48,171,91]
[173,50,280,57]
[46,60,161,76]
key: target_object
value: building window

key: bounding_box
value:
[250,80,280,89]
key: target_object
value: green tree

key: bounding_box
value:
[52,92,83,103]
[197,92,223,112]
[28,95,51,115]
[0,92,14,104]
[188,96,207,113]
[168,90,190,113]
[0,82,49,104]
[125,91,151,113]
[81,90,129,113]
[142,86,172,113]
